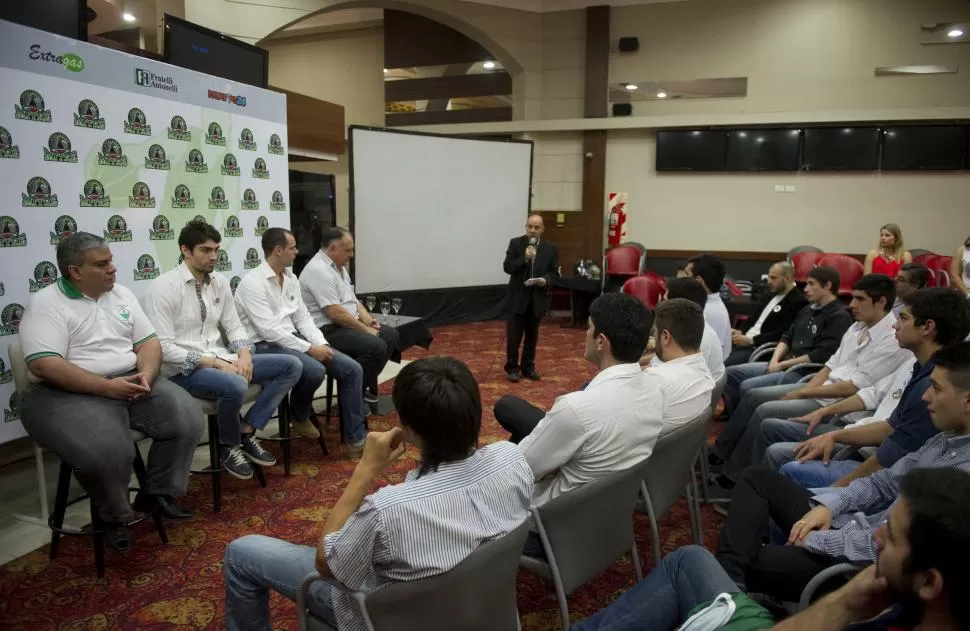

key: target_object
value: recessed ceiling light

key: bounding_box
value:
[656,91,667,98]
[625,83,638,91]
[122,12,136,23]
[383,68,388,74]
[483,61,496,70]
[947,28,964,38]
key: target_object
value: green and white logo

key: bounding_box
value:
[124,108,151,135]
[150,215,174,240]
[28,261,58,292]
[252,157,270,179]
[244,248,262,269]
[98,138,127,167]
[188,214,206,226]
[15,90,51,122]
[241,188,259,210]
[224,215,243,237]
[0,304,25,337]
[104,215,133,242]
[268,133,284,155]
[133,254,160,281]
[0,217,27,248]
[215,250,232,272]
[43,132,77,162]
[4,392,20,424]
[129,182,156,209]
[168,115,191,141]
[146,144,170,170]
[255,216,269,237]
[230,276,241,295]
[209,186,229,209]
[50,215,77,245]
[0,357,12,385]
[238,128,256,151]
[22,177,57,207]
[79,179,110,207]
[205,121,226,146]
[29,45,84,72]
[172,184,195,209]
[0,127,20,159]
[221,153,240,176]
[270,190,286,211]
[74,99,105,129]
[185,148,208,174]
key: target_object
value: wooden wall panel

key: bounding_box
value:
[584,6,610,119]
[385,73,512,102]
[384,9,491,69]
[386,107,512,127]
[269,85,345,156]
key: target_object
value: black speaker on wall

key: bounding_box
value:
[612,103,633,117]
[618,36,639,52]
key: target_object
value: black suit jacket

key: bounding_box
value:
[504,236,560,316]
[745,287,809,346]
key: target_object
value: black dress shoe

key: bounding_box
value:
[132,493,195,520]
[506,370,521,383]
[103,522,133,553]
[522,369,541,381]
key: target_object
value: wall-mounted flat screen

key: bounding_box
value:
[881,125,966,171]
[801,127,880,171]
[656,130,726,171]
[163,14,268,88]
[0,1,86,40]
[725,128,800,171]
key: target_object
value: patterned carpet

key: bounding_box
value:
[0,321,725,631]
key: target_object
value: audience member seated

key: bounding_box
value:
[863,223,912,277]
[675,263,689,278]
[18,232,201,552]
[714,342,970,603]
[891,263,929,316]
[143,220,302,480]
[646,277,725,382]
[767,288,970,489]
[299,226,399,405]
[223,357,533,631]
[235,228,367,455]
[953,234,970,296]
[727,261,808,366]
[685,254,732,358]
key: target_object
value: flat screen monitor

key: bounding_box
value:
[163,14,268,88]
[881,125,966,171]
[0,1,86,41]
[656,130,726,171]
[801,127,880,171]
[725,128,801,171]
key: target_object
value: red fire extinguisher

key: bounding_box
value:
[607,193,627,247]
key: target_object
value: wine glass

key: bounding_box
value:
[366,295,376,314]
[380,299,391,324]
[391,297,402,324]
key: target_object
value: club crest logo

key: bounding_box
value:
[0,126,20,159]
[43,132,77,162]
[0,303,25,336]
[215,250,232,272]
[124,108,151,135]
[98,138,128,167]
[150,215,174,240]
[22,177,57,207]
[28,261,58,292]
[186,148,208,173]
[241,188,259,210]
[0,282,3,296]
[172,184,195,209]
[15,90,51,122]
[146,144,170,170]
[254,216,269,237]
[0,356,11,385]
[205,121,226,146]
[0,217,27,248]
[224,215,243,237]
[268,133,284,155]
[168,115,191,141]
[187,214,206,226]
[270,190,286,211]
[74,99,105,129]
[133,254,160,281]
[252,157,270,179]
[4,392,20,423]
[50,215,77,245]
[230,275,241,295]
[221,153,240,176]
[209,186,229,209]
[244,248,261,269]
[79,179,110,207]
[129,181,156,208]
[238,128,256,151]
[104,215,133,242]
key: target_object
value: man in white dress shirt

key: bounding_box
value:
[647,276,725,382]
[234,228,367,456]
[144,221,303,480]
[685,254,732,358]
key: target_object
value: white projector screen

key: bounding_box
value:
[350,127,533,293]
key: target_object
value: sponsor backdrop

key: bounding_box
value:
[0,20,289,445]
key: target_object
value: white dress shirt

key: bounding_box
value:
[704,293,732,358]
[234,261,327,352]
[142,263,254,378]
[299,251,359,328]
[645,351,716,433]
[745,293,785,342]
[649,323,724,382]
[844,355,917,428]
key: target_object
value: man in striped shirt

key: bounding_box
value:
[715,341,970,603]
[223,357,533,631]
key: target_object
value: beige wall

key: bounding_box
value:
[526,132,584,211]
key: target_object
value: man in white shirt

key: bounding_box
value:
[234,228,367,456]
[685,254,732,358]
[144,221,303,480]
[18,233,202,552]
[299,227,398,405]
[647,276,725,382]
[726,261,807,366]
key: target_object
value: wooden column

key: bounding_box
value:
[580,6,610,259]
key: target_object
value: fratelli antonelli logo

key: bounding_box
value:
[238,128,256,151]
[0,303,25,337]
[172,184,195,209]
[0,126,19,159]
[241,188,259,210]
[74,99,105,129]
[221,153,240,176]
[268,133,284,155]
[133,254,160,281]
[146,144,170,170]
[270,190,286,211]
[216,250,232,272]
[43,132,77,162]
[205,122,226,146]
[104,215,133,242]
[186,148,208,174]
[129,182,156,208]
[255,216,269,237]
[252,157,270,179]
[134,68,178,94]
[79,179,110,207]
[150,215,173,240]
[230,275,241,295]
[22,177,57,207]
[0,217,28,248]
[209,186,229,210]
[168,115,190,141]
[98,138,128,167]
[244,248,262,269]
[4,392,21,424]
[15,90,51,122]
[124,108,151,135]
[28,261,58,292]
[224,215,243,237]
[50,215,77,245]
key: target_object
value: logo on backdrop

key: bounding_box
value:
[0,357,11,385]
[205,122,226,146]
[230,276,241,295]
[74,99,105,129]
[186,215,206,227]
[0,303,25,336]
[28,261,58,292]
[207,89,246,107]
[185,148,208,173]
[133,254,160,281]
[238,128,256,151]
[50,215,77,245]
[241,189,259,210]
[43,132,78,162]
[146,144,170,170]
[98,138,128,167]
[172,184,195,209]
[129,182,156,209]
[150,215,173,240]
[252,157,269,179]
[270,190,286,211]
[124,108,151,135]
[104,215,132,242]
[209,186,229,209]
[135,68,178,93]
[22,177,57,207]
[79,179,110,207]
[216,250,232,272]
[28,45,84,73]
[0,217,27,248]
[224,215,243,237]
[221,153,240,176]
[15,90,52,123]
[168,115,191,141]
[268,133,284,155]
[254,216,269,237]
[0,282,4,296]
[4,392,20,424]
[0,127,19,159]
[244,248,261,269]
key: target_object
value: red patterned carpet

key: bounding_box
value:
[0,321,725,631]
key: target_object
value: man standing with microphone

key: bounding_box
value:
[504,213,559,382]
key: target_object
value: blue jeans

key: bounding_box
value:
[723,362,770,416]
[780,460,860,488]
[169,354,302,446]
[762,417,842,471]
[254,342,367,444]
[224,534,336,631]
[571,546,739,631]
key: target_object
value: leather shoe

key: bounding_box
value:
[506,370,521,383]
[102,522,133,553]
[522,369,541,381]
[132,493,195,520]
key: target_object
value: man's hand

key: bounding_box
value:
[794,432,839,464]
[781,389,805,401]
[356,428,407,477]
[792,408,827,435]
[534,277,547,287]
[364,326,379,336]
[215,358,238,375]
[308,345,334,363]
[235,352,253,382]
[731,330,751,347]
[788,505,833,546]
[766,361,783,374]
[525,245,536,260]
[829,565,891,622]
[102,375,151,401]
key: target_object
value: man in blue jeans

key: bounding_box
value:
[234,228,367,456]
[144,220,303,479]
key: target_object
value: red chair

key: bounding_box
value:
[791,251,825,283]
[912,251,937,266]
[606,245,644,277]
[923,256,953,287]
[640,270,667,292]
[818,253,864,296]
[622,275,664,310]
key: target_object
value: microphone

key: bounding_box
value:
[528,236,537,279]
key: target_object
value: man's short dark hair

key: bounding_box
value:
[902,288,970,346]
[261,227,292,256]
[653,298,705,352]
[900,467,970,629]
[321,226,349,249]
[588,293,652,363]
[391,357,481,477]
[686,254,725,293]
[664,277,707,311]
[178,219,221,252]
[931,341,970,392]
[853,274,895,313]
[806,266,841,295]
[899,263,930,289]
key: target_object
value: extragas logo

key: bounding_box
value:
[28,45,84,72]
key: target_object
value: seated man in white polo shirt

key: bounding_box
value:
[646,276,725,382]
[299,226,399,405]
[18,232,202,552]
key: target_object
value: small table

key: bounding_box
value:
[372,314,434,414]
[555,276,603,328]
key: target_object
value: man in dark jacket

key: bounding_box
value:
[727,261,808,366]
[503,214,559,382]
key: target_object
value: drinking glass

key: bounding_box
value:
[380,299,391,324]
[391,297,402,324]
[366,295,376,313]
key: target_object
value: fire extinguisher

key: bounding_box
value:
[607,199,626,247]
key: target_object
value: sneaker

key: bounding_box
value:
[347,440,365,459]
[220,445,254,480]
[364,389,379,405]
[293,419,321,439]
[241,433,276,467]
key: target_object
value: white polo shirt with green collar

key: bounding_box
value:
[20,278,157,379]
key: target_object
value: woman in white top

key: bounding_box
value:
[952,235,970,295]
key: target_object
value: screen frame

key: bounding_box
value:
[724,128,802,172]
[800,126,881,172]
[162,13,268,88]
[655,130,727,172]
[0,0,87,41]
[880,125,968,171]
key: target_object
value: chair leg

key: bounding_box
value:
[698,444,711,503]
[254,465,267,488]
[208,415,222,513]
[49,461,72,559]
[641,482,663,563]
[89,501,105,578]
[325,378,334,427]
[132,445,168,544]
[279,400,292,476]
[630,540,643,581]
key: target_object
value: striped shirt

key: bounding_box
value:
[803,431,970,561]
[322,441,533,631]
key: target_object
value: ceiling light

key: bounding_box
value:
[656,91,667,98]
[122,12,136,23]
[738,132,747,138]
[625,83,638,91]
[483,61,496,69]
[947,28,964,38]
[383,68,388,74]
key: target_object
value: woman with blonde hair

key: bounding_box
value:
[863,223,912,276]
